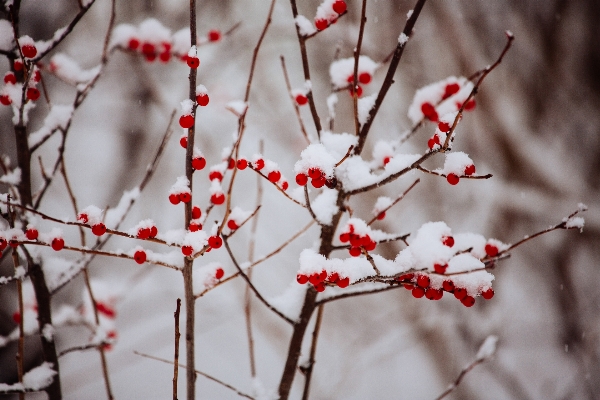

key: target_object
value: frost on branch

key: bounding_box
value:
[476,335,499,361]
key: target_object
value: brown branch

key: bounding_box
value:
[352,0,368,136]
[367,178,420,225]
[288,0,322,137]
[304,185,322,225]
[441,32,514,151]
[415,165,493,180]
[195,220,314,299]
[334,145,354,167]
[133,351,254,400]
[280,55,310,144]
[223,236,294,325]
[249,166,307,208]
[173,298,181,400]
[300,304,324,400]
[363,248,381,275]
[354,0,428,155]
[435,358,488,400]
[12,248,25,400]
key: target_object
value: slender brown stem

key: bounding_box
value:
[367,178,420,225]
[280,55,310,144]
[12,248,25,400]
[173,298,181,400]
[352,0,368,136]
[300,304,324,400]
[415,165,493,180]
[304,185,321,225]
[134,351,255,400]
[354,0,427,155]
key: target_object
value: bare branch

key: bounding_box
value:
[280,55,310,144]
[367,179,420,225]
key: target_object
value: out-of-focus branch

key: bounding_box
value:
[280,55,310,144]
[367,179,420,225]
[173,298,181,400]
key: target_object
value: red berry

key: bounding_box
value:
[337,277,350,288]
[295,173,308,186]
[4,73,16,84]
[179,114,194,129]
[377,212,386,220]
[443,83,460,99]
[446,173,460,185]
[0,238,6,251]
[12,311,20,324]
[364,240,376,251]
[189,222,202,232]
[134,250,146,264]
[314,282,326,292]
[137,228,150,239]
[182,245,193,256]
[228,159,235,169]
[92,223,107,236]
[433,263,447,274]
[51,238,64,251]
[179,192,191,203]
[311,176,326,188]
[150,226,158,237]
[227,220,239,230]
[461,296,475,307]
[349,85,363,97]
[22,44,37,58]
[416,275,430,288]
[281,181,289,191]
[332,0,347,14]
[297,274,308,284]
[412,287,425,298]
[141,43,155,55]
[209,171,223,181]
[33,70,41,82]
[404,283,414,290]
[192,206,202,219]
[382,157,391,166]
[438,122,450,132]
[25,228,38,240]
[253,159,265,170]
[268,170,281,183]
[425,288,440,300]
[197,93,209,106]
[442,236,455,247]
[453,287,467,300]
[421,102,438,121]
[315,19,328,31]
[208,29,221,42]
[442,280,455,292]
[358,72,371,84]
[78,213,89,223]
[485,244,499,257]
[208,235,223,249]
[215,267,224,279]
[295,94,308,105]
[464,99,476,111]
[349,246,361,257]
[307,168,322,179]
[308,273,320,285]
[328,272,339,283]
[187,56,200,69]
[159,52,171,62]
[339,232,349,243]
[145,53,156,62]
[9,239,18,248]
[169,193,180,205]
[211,193,225,205]
[26,88,40,101]
[481,288,494,300]
[14,60,23,71]
[397,273,414,282]
[180,136,188,148]
[236,159,248,170]
[128,38,140,50]
[192,157,206,170]
[464,164,476,176]
[0,95,11,106]
[349,234,361,247]
[319,270,328,281]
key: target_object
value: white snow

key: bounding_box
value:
[437,151,473,176]
[335,153,420,192]
[476,335,498,361]
[42,256,76,292]
[311,188,339,225]
[268,281,307,322]
[41,324,55,342]
[104,187,140,227]
[78,205,104,225]
[195,84,207,95]
[109,23,137,48]
[326,93,338,120]
[28,104,74,148]
[329,56,378,89]
[226,100,248,117]
[565,216,585,231]
[407,76,470,124]
[358,94,376,125]
[180,99,194,115]
[294,143,338,178]
[158,229,187,246]
[22,362,57,390]
[0,167,21,185]
[49,53,101,84]
[315,0,339,23]
[398,32,409,45]
[295,15,316,36]
[228,206,252,224]
[169,176,190,195]
[373,196,393,215]
[0,19,14,50]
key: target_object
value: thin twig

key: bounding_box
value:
[249,167,307,208]
[415,165,492,180]
[367,178,420,225]
[352,0,368,136]
[223,236,294,325]
[304,185,321,225]
[334,146,354,167]
[300,304,324,400]
[133,351,254,400]
[173,298,181,400]
[280,55,310,144]
[441,32,514,151]
[435,358,488,400]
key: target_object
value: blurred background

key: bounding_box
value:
[0,0,598,398]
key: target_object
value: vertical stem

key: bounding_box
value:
[12,248,25,400]
[301,304,324,400]
[184,1,198,399]
[173,298,182,400]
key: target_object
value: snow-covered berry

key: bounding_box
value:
[187,56,200,69]
[169,194,180,205]
[464,164,476,176]
[196,93,209,106]
[268,170,281,183]
[211,193,225,205]
[22,44,37,58]
[485,243,498,257]
[26,88,40,101]
[227,220,238,230]
[208,29,221,42]
[237,159,248,170]
[181,245,193,256]
[179,115,194,129]
[481,288,494,300]
[51,238,64,251]
[0,95,11,105]
[295,93,308,106]
[421,102,438,121]
[4,72,16,85]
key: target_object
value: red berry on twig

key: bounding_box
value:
[253,159,264,170]
[128,38,140,50]
[181,246,193,256]
[295,173,308,186]
[337,277,350,288]
[0,95,11,106]
[169,194,180,205]
[443,83,460,99]
[208,236,222,249]
[25,228,38,240]
[453,287,467,300]
[446,173,459,185]
[481,288,494,300]
[442,236,455,247]
[192,206,201,219]
[215,267,224,279]
[412,287,425,298]
[187,56,200,69]
[485,243,499,257]
[295,94,308,105]
[51,238,64,251]
[192,157,206,170]
[180,137,188,148]
[315,19,328,31]
[196,93,209,106]
[179,115,194,129]
[92,223,107,236]
[268,170,281,183]
[442,280,455,292]
[332,0,347,14]
[26,88,40,101]
[134,250,146,264]
[179,192,191,203]
[297,274,308,284]
[358,72,371,84]
[208,30,221,42]
[464,164,476,176]
[438,122,450,132]
[421,102,438,121]
[377,212,386,220]
[22,44,37,58]
[461,296,475,307]
[416,275,430,288]
[349,247,361,257]
[434,263,447,274]
[237,159,248,170]
[227,220,238,230]
[4,73,16,84]
[211,193,225,205]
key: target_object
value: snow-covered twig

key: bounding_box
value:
[416,165,493,180]
[367,179,420,225]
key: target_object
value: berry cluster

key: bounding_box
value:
[295,167,336,189]
[339,224,377,256]
[314,0,347,31]
[296,270,350,292]
[169,191,191,204]
[398,273,494,307]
